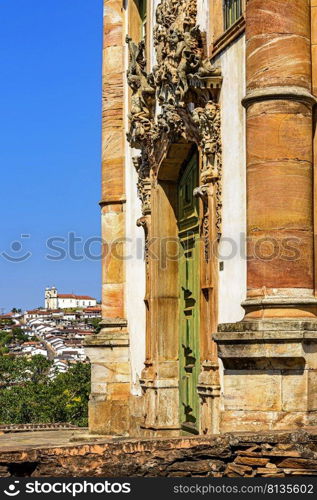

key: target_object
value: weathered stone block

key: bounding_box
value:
[303,342,317,368]
[103,46,124,74]
[281,369,307,411]
[102,284,125,318]
[223,370,281,411]
[107,382,131,400]
[85,346,129,364]
[103,243,125,284]
[307,370,317,410]
[89,399,129,436]
[91,362,130,385]
[102,211,125,242]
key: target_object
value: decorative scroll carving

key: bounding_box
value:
[194,185,210,262]
[126,0,223,237]
[133,154,151,216]
[126,36,155,148]
[137,215,150,265]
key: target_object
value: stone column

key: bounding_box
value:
[243,0,316,318]
[84,0,130,435]
[214,0,317,433]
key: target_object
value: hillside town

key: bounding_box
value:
[0,288,101,376]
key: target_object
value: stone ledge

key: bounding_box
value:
[84,332,129,347]
[100,318,128,328]
[217,319,317,333]
[214,320,317,359]
[99,197,126,207]
[242,86,317,108]
[214,331,317,341]
[0,429,317,477]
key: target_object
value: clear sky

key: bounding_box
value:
[0,0,103,312]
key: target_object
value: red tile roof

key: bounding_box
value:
[57,294,95,300]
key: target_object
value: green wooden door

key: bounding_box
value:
[178,153,200,434]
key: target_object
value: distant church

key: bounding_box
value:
[45,287,97,310]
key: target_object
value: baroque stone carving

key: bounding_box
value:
[133,154,151,216]
[126,0,223,237]
[136,215,150,266]
[153,1,221,107]
[194,184,211,261]
[192,102,222,239]
[126,36,155,148]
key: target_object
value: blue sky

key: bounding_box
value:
[0,0,103,312]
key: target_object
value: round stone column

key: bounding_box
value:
[243,0,317,318]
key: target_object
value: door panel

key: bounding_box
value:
[178,153,200,434]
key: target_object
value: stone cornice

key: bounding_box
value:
[242,297,317,307]
[242,86,317,109]
[99,198,126,207]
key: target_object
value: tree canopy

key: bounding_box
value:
[0,356,90,427]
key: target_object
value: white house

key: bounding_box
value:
[82,306,102,319]
[50,359,68,377]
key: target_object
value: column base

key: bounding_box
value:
[88,395,130,436]
[197,360,221,435]
[84,319,130,436]
[140,373,181,437]
[214,319,317,433]
[242,295,317,319]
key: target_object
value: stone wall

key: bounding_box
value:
[216,34,246,326]
[1,431,317,477]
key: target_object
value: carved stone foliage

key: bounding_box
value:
[126,36,155,149]
[126,0,223,237]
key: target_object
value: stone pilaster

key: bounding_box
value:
[85,0,130,435]
[214,0,317,433]
[85,320,130,435]
[101,0,126,319]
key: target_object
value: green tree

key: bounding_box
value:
[0,355,51,386]
[89,318,102,333]
[0,357,90,426]
[12,327,28,344]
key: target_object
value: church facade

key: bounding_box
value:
[85,0,317,437]
[45,287,97,310]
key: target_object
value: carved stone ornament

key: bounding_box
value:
[132,154,151,216]
[126,0,223,237]
[126,36,155,149]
